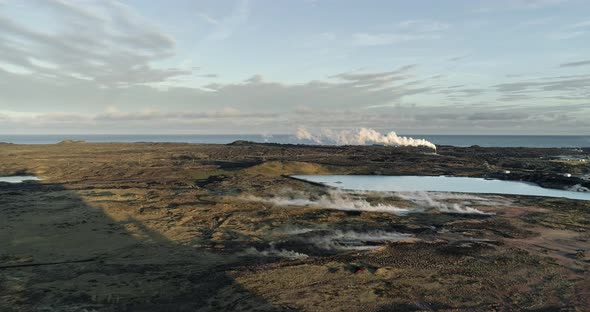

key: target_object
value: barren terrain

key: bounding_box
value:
[0,142,589,311]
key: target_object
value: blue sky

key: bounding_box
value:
[0,0,589,134]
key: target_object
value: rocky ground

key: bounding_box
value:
[0,142,588,311]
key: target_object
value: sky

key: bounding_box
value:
[0,0,589,135]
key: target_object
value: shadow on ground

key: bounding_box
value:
[0,181,292,311]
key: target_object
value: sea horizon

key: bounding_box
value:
[1,134,589,148]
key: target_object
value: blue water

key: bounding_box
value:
[293,175,590,201]
[0,134,589,147]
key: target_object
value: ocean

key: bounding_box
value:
[0,134,589,148]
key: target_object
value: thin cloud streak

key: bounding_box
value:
[560,60,590,67]
[0,0,191,87]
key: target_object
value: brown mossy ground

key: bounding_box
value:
[0,142,588,311]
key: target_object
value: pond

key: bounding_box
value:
[292,175,590,201]
[0,176,41,183]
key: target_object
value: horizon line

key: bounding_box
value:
[1,133,589,137]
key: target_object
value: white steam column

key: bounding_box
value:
[295,127,437,151]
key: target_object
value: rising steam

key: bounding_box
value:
[245,189,411,216]
[396,191,495,215]
[240,245,309,260]
[240,228,415,259]
[244,189,495,216]
[296,127,436,150]
[306,230,415,250]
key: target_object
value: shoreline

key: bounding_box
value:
[3,141,587,192]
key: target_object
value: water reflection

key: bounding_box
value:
[293,175,590,201]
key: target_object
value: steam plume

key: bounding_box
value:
[396,192,495,215]
[245,189,411,216]
[240,245,308,259]
[245,189,495,216]
[295,127,436,150]
[307,230,415,250]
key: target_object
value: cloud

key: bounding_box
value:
[3,101,588,135]
[475,0,569,12]
[547,18,590,40]
[197,13,220,26]
[548,30,586,40]
[352,32,443,46]
[0,0,191,87]
[203,0,250,41]
[560,60,590,68]
[494,75,590,93]
[566,20,590,29]
[448,55,470,62]
[200,73,219,78]
[517,17,556,27]
[93,107,276,122]
[285,99,590,135]
[514,0,569,8]
[0,59,588,134]
[0,106,278,131]
[0,63,432,116]
[434,88,485,97]
[328,66,417,89]
[351,19,449,46]
[465,111,530,121]
[398,20,450,32]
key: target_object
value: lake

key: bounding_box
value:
[292,175,590,201]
